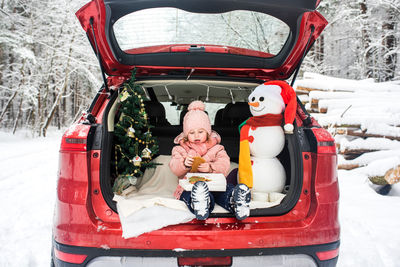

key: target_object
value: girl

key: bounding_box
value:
[169,100,251,220]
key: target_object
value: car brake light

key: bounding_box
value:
[170,45,229,53]
[60,136,87,151]
[60,124,91,152]
[312,128,336,154]
[317,141,336,154]
[178,256,232,266]
[54,248,87,264]
[316,248,339,261]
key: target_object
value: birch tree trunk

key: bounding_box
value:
[41,78,69,137]
[0,90,18,123]
[41,33,76,137]
[382,10,396,81]
[0,56,26,124]
[360,0,372,78]
[12,95,23,134]
[38,14,68,134]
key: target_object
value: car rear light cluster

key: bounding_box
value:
[59,124,91,152]
[316,248,339,261]
[317,141,336,154]
[54,248,87,264]
[312,128,336,154]
[60,137,87,151]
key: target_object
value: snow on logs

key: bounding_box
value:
[295,73,400,185]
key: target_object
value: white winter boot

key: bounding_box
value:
[191,181,211,220]
[233,184,251,220]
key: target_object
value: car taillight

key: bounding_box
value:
[60,124,91,152]
[316,248,339,261]
[178,256,232,266]
[60,136,87,151]
[317,141,336,154]
[54,248,87,264]
[312,128,336,154]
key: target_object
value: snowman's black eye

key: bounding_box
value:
[259,97,264,102]
[251,97,255,102]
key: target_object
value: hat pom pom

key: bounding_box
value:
[188,100,205,111]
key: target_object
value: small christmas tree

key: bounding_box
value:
[113,69,160,194]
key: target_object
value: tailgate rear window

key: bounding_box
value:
[113,7,290,56]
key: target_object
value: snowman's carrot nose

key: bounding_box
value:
[248,102,259,107]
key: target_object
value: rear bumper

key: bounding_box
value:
[52,239,339,267]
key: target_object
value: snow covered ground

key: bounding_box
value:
[1,129,400,266]
[337,171,400,266]
[0,130,61,267]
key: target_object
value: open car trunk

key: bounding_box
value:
[98,76,304,219]
[76,0,327,80]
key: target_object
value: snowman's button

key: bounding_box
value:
[251,160,254,165]
[248,136,254,143]
[251,126,257,131]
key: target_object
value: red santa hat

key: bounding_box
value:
[263,80,297,133]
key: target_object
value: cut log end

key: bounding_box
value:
[384,165,400,185]
[369,164,400,185]
[369,176,388,185]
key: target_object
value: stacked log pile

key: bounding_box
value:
[295,73,400,186]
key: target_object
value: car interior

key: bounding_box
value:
[104,78,296,215]
[129,79,262,161]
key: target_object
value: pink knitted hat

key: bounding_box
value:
[183,100,211,136]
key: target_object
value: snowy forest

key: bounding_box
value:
[0,0,399,136]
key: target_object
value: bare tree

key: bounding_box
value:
[0,0,100,135]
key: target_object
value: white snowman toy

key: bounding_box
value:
[238,80,297,202]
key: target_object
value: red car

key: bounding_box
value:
[52,0,339,266]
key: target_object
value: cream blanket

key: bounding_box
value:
[114,156,196,238]
[114,155,285,238]
[114,156,188,217]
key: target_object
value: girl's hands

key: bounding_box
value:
[184,155,194,168]
[184,156,212,172]
[198,162,212,173]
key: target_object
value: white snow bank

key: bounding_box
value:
[339,137,400,152]
[344,107,400,117]
[315,115,400,128]
[356,157,400,177]
[296,72,400,92]
[361,122,400,137]
[298,73,400,133]
[332,125,400,141]
[337,170,400,267]
[338,149,400,167]
[297,94,309,103]
[308,91,354,100]
[318,98,400,110]
[0,129,62,267]
[308,90,400,101]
